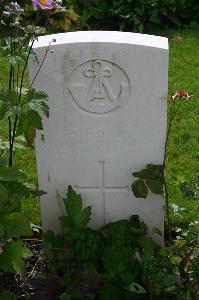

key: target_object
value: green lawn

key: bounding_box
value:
[165,25,199,226]
[0,25,198,228]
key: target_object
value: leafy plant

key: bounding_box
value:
[132,164,164,198]
[40,186,199,299]
[74,0,199,32]
[0,156,39,277]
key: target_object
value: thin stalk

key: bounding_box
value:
[163,99,186,241]
[9,41,35,163]
[21,41,52,106]
[18,40,34,103]
[8,49,13,167]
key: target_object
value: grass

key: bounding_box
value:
[165,24,199,226]
[0,24,199,228]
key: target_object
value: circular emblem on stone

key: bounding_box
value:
[68,59,130,114]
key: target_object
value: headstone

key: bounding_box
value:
[29,31,168,244]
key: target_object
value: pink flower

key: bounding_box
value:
[33,0,52,10]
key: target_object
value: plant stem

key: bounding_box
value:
[19,40,35,103]
[8,66,13,167]
[163,99,186,241]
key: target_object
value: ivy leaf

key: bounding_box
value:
[131,179,148,198]
[146,179,163,195]
[0,240,32,278]
[59,186,91,234]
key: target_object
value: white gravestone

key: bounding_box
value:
[29,31,168,243]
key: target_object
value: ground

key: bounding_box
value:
[0,24,198,227]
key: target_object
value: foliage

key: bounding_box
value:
[23,2,79,33]
[0,156,41,277]
[40,186,199,299]
[0,1,50,279]
[0,0,52,166]
[132,164,164,198]
[74,0,199,32]
[0,291,17,300]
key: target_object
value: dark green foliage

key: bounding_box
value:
[41,186,199,299]
[132,164,164,198]
[0,157,46,277]
[0,291,17,300]
[60,185,92,239]
[74,0,199,32]
[0,87,49,147]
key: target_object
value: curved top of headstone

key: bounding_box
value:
[32,31,168,50]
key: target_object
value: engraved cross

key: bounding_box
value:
[75,161,129,224]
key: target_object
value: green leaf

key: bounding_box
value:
[0,157,7,168]
[152,227,162,236]
[0,101,20,119]
[128,282,146,294]
[0,291,17,300]
[0,90,20,119]
[0,240,32,277]
[17,112,28,135]
[131,179,148,198]
[137,236,157,252]
[28,89,49,118]
[0,166,24,182]
[0,224,4,238]
[155,271,176,287]
[133,168,154,179]
[100,283,124,300]
[0,212,32,238]
[146,179,163,194]
[146,164,164,181]
[26,110,43,129]
[129,215,147,234]
[0,182,8,199]
[17,110,43,145]
[24,126,36,146]
[170,256,182,265]
[59,186,91,234]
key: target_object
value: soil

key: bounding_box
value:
[0,237,46,299]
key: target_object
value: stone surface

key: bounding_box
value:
[29,31,168,243]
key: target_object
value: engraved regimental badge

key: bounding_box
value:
[69,59,130,114]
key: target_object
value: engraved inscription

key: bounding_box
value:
[61,119,139,156]
[68,59,131,114]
